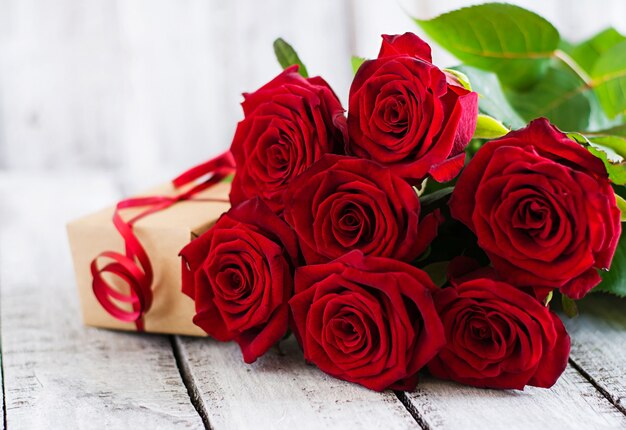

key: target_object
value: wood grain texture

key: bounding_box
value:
[564,295,626,414]
[401,365,626,429]
[177,335,419,429]
[0,173,203,429]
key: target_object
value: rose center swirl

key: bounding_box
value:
[215,265,253,301]
[330,200,374,248]
[512,195,559,240]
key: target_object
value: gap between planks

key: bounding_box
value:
[171,336,212,430]
[568,358,626,415]
[3,171,625,430]
[395,391,431,430]
[1,286,6,430]
[174,335,422,430]
[563,295,626,417]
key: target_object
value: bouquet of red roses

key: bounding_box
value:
[180,4,626,392]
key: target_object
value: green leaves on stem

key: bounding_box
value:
[568,132,626,185]
[422,261,450,288]
[616,194,626,222]
[561,295,579,318]
[273,38,309,78]
[591,40,626,118]
[415,4,626,129]
[452,65,525,129]
[351,56,366,75]
[567,27,626,74]
[473,114,509,139]
[505,61,592,131]
[415,4,560,90]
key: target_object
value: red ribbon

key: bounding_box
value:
[90,151,235,331]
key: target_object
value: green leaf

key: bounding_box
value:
[559,38,575,54]
[588,123,626,138]
[568,132,626,185]
[273,38,309,78]
[587,90,622,131]
[592,40,626,118]
[351,56,366,75]
[588,138,626,185]
[422,261,450,288]
[506,61,591,131]
[443,68,472,90]
[544,290,554,306]
[595,232,626,297]
[420,187,454,214]
[452,65,526,129]
[616,194,626,222]
[561,294,579,318]
[570,27,626,74]
[223,173,235,184]
[589,135,626,159]
[466,138,485,156]
[415,3,560,89]
[473,114,509,139]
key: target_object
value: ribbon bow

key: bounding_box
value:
[90,152,235,331]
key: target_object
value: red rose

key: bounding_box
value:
[428,273,570,390]
[347,33,478,183]
[230,65,347,213]
[450,118,621,299]
[289,251,445,391]
[283,154,440,264]
[179,198,298,363]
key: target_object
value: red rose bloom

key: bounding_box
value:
[283,154,440,264]
[289,251,445,391]
[230,65,347,213]
[428,272,570,390]
[179,198,298,363]
[347,33,478,183]
[450,118,621,299]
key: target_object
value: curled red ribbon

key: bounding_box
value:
[90,151,235,331]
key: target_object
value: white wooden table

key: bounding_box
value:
[1,171,626,430]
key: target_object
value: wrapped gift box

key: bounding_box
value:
[67,181,231,336]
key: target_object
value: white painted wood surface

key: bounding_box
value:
[564,296,626,415]
[0,173,203,429]
[0,172,624,429]
[2,1,626,428]
[176,335,417,430]
[402,366,626,429]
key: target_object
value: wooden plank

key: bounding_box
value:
[1,308,4,430]
[0,172,203,429]
[176,335,419,429]
[564,295,626,415]
[400,364,626,429]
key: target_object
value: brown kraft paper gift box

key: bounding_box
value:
[67,181,231,336]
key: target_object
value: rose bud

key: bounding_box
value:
[428,271,570,390]
[449,118,621,300]
[347,32,478,183]
[179,198,298,363]
[229,65,348,214]
[289,251,445,391]
[283,154,441,265]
